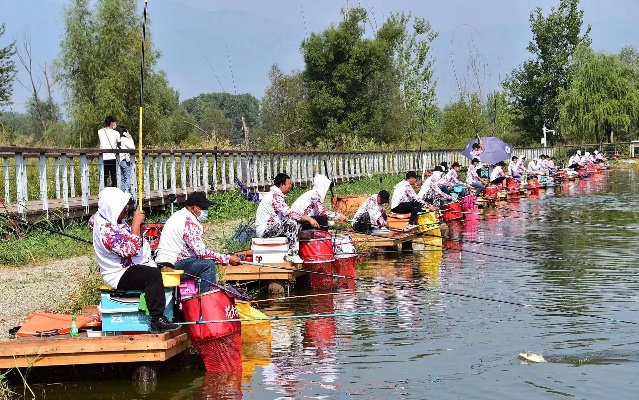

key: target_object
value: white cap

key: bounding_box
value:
[577,150,581,155]
[594,150,599,154]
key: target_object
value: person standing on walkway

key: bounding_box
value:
[156,192,241,293]
[117,126,135,193]
[98,116,121,187]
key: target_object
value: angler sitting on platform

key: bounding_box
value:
[568,151,583,170]
[352,190,390,233]
[255,173,318,263]
[291,174,348,230]
[441,162,468,197]
[391,171,430,225]
[155,191,241,293]
[465,158,487,196]
[89,187,178,333]
[419,166,454,211]
[508,156,521,180]
[490,161,508,185]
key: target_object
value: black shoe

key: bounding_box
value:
[150,316,179,333]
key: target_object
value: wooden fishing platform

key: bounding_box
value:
[221,262,305,282]
[351,230,424,249]
[0,328,189,369]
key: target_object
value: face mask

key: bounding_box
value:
[113,123,117,129]
[197,209,209,222]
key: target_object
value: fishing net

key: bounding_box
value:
[306,261,335,291]
[194,331,242,373]
[333,257,356,289]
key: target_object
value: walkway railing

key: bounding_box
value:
[0,146,557,217]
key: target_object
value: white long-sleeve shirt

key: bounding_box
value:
[98,127,121,161]
[352,194,387,229]
[255,186,301,237]
[155,208,230,265]
[490,166,505,181]
[391,180,425,209]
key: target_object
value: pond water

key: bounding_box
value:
[30,169,639,399]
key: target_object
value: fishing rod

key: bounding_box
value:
[174,307,400,326]
[249,287,397,304]
[137,0,148,209]
[0,212,92,245]
[241,260,639,326]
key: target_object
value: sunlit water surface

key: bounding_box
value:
[32,169,639,399]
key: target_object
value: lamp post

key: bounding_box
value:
[542,125,555,148]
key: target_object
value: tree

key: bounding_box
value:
[260,64,308,149]
[181,92,260,146]
[56,0,177,147]
[301,7,409,148]
[15,30,61,142]
[559,46,639,144]
[387,12,439,142]
[505,0,591,143]
[0,23,17,108]
[434,95,489,148]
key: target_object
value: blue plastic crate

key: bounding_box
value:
[99,288,174,332]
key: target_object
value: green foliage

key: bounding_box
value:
[58,266,102,315]
[388,12,439,141]
[505,0,591,143]
[181,92,261,146]
[0,219,93,266]
[206,190,259,222]
[260,64,308,149]
[0,23,17,108]
[301,7,415,148]
[559,46,639,144]
[55,0,178,147]
[434,95,489,148]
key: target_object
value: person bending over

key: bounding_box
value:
[352,190,390,234]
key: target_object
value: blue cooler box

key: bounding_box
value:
[99,288,174,332]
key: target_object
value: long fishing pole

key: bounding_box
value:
[241,260,639,326]
[175,307,400,326]
[137,0,148,209]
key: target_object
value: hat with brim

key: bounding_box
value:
[185,191,212,210]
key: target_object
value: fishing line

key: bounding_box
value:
[241,260,639,326]
[0,212,92,245]
[174,307,399,326]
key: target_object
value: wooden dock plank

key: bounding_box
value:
[0,330,189,368]
[221,263,305,282]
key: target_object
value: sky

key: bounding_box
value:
[1,0,638,114]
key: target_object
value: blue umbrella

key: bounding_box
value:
[462,136,513,165]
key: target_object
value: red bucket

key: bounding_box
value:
[441,202,463,222]
[482,186,499,199]
[181,290,241,343]
[141,223,164,250]
[300,233,335,263]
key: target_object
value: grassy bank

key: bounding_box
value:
[0,173,403,268]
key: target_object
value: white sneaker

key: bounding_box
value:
[284,254,304,264]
